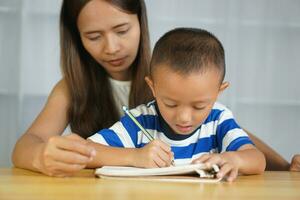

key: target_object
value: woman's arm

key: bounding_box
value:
[12,80,95,177]
[246,130,290,171]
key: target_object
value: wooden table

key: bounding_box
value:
[0,168,300,200]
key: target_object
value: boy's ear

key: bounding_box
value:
[145,76,156,97]
[219,81,229,93]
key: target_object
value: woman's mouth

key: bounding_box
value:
[107,56,127,66]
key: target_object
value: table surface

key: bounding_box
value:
[0,168,300,200]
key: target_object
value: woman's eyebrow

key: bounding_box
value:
[84,23,129,34]
[112,22,129,29]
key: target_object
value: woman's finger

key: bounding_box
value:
[65,133,87,142]
[44,159,86,175]
[50,148,93,164]
[50,136,95,157]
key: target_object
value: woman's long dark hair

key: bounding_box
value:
[60,0,152,138]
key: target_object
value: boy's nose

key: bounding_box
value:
[176,109,192,124]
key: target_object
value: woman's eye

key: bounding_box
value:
[117,28,129,35]
[88,36,101,41]
[86,33,102,41]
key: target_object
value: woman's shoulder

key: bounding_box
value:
[47,78,70,107]
[24,78,71,139]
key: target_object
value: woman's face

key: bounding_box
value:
[77,0,141,81]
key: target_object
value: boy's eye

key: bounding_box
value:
[194,106,206,110]
[165,103,177,108]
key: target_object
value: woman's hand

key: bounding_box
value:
[134,140,173,168]
[290,154,300,171]
[35,134,96,177]
[192,152,239,182]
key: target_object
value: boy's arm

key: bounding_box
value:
[192,106,265,181]
[86,108,174,168]
[85,121,140,168]
[85,140,138,168]
[193,144,265,181]
[86,139,173,168]
[221,144,266,175]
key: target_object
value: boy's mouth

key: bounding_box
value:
[175,124,193,133]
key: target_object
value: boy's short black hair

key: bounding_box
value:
[150,27,225,82]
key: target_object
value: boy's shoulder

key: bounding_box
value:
[212,102,231,111]
[128,100,158,117]
[205,102,234,122]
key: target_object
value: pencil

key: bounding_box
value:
[122,106,154,141]
[122,106,175,166]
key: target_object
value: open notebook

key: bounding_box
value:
[95,163,222,183]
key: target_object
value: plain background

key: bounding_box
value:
[0,0,299,167]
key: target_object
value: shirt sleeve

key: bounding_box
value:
[87,114,139,148]
[215,108,254,153]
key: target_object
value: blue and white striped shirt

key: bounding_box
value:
[88,101,253,165]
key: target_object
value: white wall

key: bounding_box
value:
[0,0,61,167]
[0,0,299,167]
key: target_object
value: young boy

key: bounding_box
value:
[87,28,266,181]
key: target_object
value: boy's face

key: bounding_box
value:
[145,64,228,135]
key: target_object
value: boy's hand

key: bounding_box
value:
[134,140,173,168]
[290,154,300,171]
[192,152,239,182]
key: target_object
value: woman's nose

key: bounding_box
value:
[104,35,121,55]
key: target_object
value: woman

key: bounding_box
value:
[12,0,152,177]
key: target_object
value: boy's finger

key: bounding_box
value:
[217,162,232,179]
[157,140,172,153]
[153,155,168,168]
[227,168,238,182]
[169,152,174,161]
[192,154,211,164]
[204,156,225,168]
[157,148,172,166]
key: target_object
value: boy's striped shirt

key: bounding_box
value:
[88,101,253,165]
